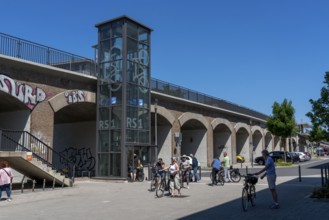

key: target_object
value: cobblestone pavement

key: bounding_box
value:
[0,173,327,220]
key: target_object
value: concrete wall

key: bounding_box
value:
[253,132,263,158]
[181,129,207,167]
[156,125,172,164]
[236,132,250,162]
[0,110,30,131]
[213,131,231,161]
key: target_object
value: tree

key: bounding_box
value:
[267,99,297,155]
[306,72,329,141]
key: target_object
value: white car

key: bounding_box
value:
[295,152,307,162]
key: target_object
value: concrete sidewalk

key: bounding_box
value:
[0,174,326,220]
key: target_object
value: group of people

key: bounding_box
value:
[211,150,279,209]
[152,154,200,197]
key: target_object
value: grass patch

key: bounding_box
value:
[275,159,293,167]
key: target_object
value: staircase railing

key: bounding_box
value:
[0,129,75,180]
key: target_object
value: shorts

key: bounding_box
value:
[267,174,277,190]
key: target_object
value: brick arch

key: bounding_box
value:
[178,112,209,128]
[151,105,175,125]
[234,122,250,134]
[251,125,264,136]
[211,118,234,133]
[48,90,96,112]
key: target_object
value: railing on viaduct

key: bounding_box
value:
[0,32,267,121]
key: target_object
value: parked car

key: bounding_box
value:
[294,152,308,162]
[254,151,297,165]
[287,152,300,163]
[303,152,312,160]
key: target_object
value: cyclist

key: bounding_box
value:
[180,155,191,189]
[163,157,180,197]
[223,152,231,182]
[153,158,165,183]
[136,159,143,180]
[255,149,280,209]
[190,154,200,182]
[211,157,221,186]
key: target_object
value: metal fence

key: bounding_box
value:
[151,78,268,120]
[0,32,96,76]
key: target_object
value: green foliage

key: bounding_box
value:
[275,159,293,166]
[267,99,297,138]
[312,183,329,198]
[307,72,329,142]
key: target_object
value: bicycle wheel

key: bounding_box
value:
[137,172,144,182]
[250,185,256,207]
[218,174,225,186]
[230,170,241,183]
[242,188,248,212]
[156,181,165,198]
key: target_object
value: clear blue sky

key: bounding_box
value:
[1,0,329,124]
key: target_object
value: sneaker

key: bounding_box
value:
[186,186,189,189]
[6,198,12,202]
[269,204,280,209]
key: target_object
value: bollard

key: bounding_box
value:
[148,163,151,181]
[325,167,328,185]
[246,166,248,175]
[43,179,46,191]
[298,165,301,182]
[62,179,65,188]
[32,180,36,192]
[52,178,56,189]
[21,175,26,193]
[321,167,324,187]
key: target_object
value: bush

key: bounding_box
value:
[311,184,329,198]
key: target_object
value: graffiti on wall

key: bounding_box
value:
[0,74,46,109]
[60,147,95,172]
[64,90,85,104]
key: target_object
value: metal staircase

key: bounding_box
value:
[0,129,75,187]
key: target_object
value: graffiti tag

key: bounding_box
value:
[60,147,95,172]
[0,74,46,109]
[64,90,85,104]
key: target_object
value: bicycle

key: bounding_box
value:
[209,167,225,186]
[241,174,258,212]
[229,167,241,183]
[150,168,161,192]
[156,171,171,198]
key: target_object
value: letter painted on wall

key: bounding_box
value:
[0,74,46,110]
[64,90,85,104]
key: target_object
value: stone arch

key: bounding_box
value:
[178,112,209,128]
[151,105,175,125]
[211,118,234,133]
[48,90,96,112]
[234,122,250,134]
[212,118,234,161]
[251,125,264,136]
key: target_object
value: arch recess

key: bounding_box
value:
[48,90,96,112]
[211,118,234,132]
[251,125,263,136]
[151,105,175,125]
[234,122,250,134]
[178,112,209,128]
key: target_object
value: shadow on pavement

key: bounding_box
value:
[178,177,326,220]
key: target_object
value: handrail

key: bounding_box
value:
[0,32,96,76]
[150,78,268,121]
[0,129,75,180]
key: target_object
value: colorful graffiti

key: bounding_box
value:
[64,90,85,104]
[60,147,95,172]
[0,74,46,109]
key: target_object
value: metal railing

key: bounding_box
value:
[151,78,268,120]
[0,32,96,76]
[0,129,75,180]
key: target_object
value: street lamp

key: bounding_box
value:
[154,99,158,155]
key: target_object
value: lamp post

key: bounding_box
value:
[154,99,158,157]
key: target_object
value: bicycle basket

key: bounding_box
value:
[246,176,258,185]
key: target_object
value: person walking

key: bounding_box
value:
[190,154,200,182]
[211,157,221,186]
[223,152,231,182]
[180,155,191,189]
[166,157,181,197]
[0,160,13,202]
[255,149,280,209]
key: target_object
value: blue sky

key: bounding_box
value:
[1,0,329,124]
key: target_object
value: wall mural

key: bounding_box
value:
[60,147,96,172]
[64,90,85,104]
[0,74,46,109]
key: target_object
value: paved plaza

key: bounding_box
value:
[0,171,327,220]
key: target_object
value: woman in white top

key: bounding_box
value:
[166,157,181,197]
[0,160,13,201]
